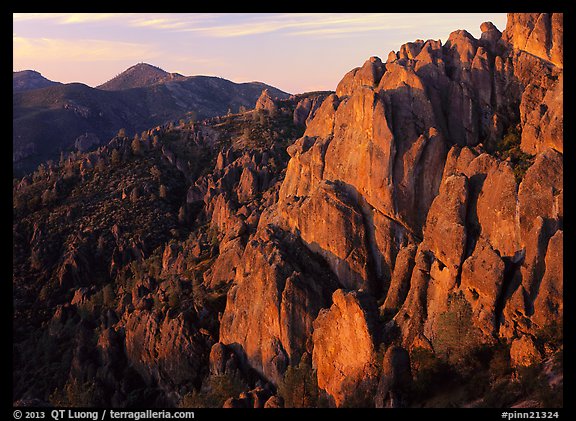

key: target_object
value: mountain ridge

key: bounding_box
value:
[97,63,187,91]
[13,65,290,176]
[13,70,61,92]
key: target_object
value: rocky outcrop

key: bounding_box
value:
[274,12,561,356]
[336,56,385,97]
[501,13,563,154]
[279,180,372,291]
[56,236,93,290]
[255,89,278,114]
[422,174,468,272]
[510,335,542,368]
[375,346,412,408]
[503,13,563,68]
[293,93,330,127]
[380,243,416,317]
[312,289,379,407]
[123,310,207,391]
[74,132,101,153]
[499,148,563,338]
[219,226,338,385]
[531,229,563,330]
[460,237,506,337]
[204,237,244,289]
[264,395,284,408]
[171,13,564,408]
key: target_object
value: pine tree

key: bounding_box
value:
[152,135,161,149]
[131,137,141,156]
[95,158,106,173]
[111,149,121,165]
[159,184,168,200]
[178,205,187,224]
[130,187,139,203]
[278,353,319,408]
[150,165,162,180]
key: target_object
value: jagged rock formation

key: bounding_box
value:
[13,13,562,409]
[219,226,338,384]
[218,12,563,406]
[312,290,379,407]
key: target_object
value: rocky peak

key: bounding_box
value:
[479,21,503,54]
[335,56,385,97]
[399,40,425,60]
[97,62,185,91]
[503,13,563,68]
[13,70,60,92]
[254,89,278,113]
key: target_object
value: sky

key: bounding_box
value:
[13,13,508,94]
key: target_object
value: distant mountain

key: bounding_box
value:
[97,63,186,91]
[13,70,60,92]
[13,65,289,176]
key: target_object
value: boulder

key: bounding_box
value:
[312,289,379,407]
[510,335,542,368]
[375,346,412,408]
[264,395,284,408]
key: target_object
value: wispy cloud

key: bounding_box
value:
[12,13,436,39]
[131,14,228,30]
[13,35,159,62]
[13,13,135,24]
[174,13,437,38]
[12,12,221,30]
[129,17,189,30]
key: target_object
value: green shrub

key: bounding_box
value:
[516,356,563,408]
[278,353,320,408]
[433,291,481,365]
[180,373,248,408]
[179,389,207,408]
[49,378,103,407]
[340,380,376,408]
[481,378,521,407]
[535,319,563,352]
[491,125,534,183]
[488,343,513,381]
